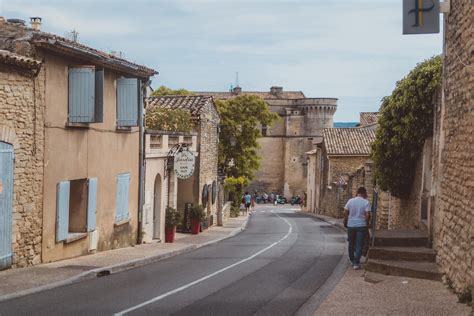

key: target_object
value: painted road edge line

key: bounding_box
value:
[114,211,293,316]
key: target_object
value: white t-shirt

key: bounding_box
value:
[344,196,371,228]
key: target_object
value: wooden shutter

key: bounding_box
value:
[0,142,14,270]
[115,173,130,222]
[56,181,70,242]
[116,78,138,127]
[94,70,104,123]
[87,178,98,232]
[68,67,95,123]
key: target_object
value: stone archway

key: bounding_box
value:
[0,126,20,150]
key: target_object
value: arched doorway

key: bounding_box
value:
[0,141,14,270]
[153,173,162,240]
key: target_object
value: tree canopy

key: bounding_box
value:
[371,56,442,198]
[216,95,279,180]
[151,86,192,96]
[145,107,193,132]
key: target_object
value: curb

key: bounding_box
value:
[299,211,347,232]
[0,216,250,303]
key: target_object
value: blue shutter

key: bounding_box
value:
[115,173,130,222]
[56,181,70,242]
[69,67,95,123]
[87,178,98,232]
[94,70,104,123]
[0,142,14,270]
[117,78,138,127]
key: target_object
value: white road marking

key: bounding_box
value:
[115,211,293,315]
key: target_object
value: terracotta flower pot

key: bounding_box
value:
[191,219,200,235]
[165,225,176,243]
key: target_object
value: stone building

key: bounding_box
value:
[0,50,44,270]
[433,0,473,295]
[196,86,337,198]
[146,96,220,227]
[0,18,157,264]
[142,131,197,242]
[306,126,375,218]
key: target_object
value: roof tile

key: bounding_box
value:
[323,128,376,156]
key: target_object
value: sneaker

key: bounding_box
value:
[353,265,361,270]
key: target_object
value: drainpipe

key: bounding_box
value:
[137,80,147,244]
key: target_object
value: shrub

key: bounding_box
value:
[145,107,193,132]
[190,204,206,221]
[165,206,182,228]
[371,56,442,198]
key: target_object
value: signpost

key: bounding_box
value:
[403,0,440,34]
[173,149,195,179]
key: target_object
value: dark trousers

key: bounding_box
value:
[347,226,368,265]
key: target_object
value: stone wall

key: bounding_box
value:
[197,102,220,226]
[0,64,45,267]
[433,0,474,294]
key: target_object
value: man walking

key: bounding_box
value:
[343,187,371,270]
[244,192,252,215]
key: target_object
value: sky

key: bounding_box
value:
[1,0,442,121]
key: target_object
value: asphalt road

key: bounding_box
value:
[0,206,346,316]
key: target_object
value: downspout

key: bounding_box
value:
[137,79,147,244]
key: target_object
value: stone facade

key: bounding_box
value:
[196,87,337,198]
[146,96,221,226]
[433,0,474,294]
[0,53,44,268]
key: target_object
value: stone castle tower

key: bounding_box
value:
[196,86,337,197]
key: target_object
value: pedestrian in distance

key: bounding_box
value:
[343,187,371,270]
[244,192,252,215]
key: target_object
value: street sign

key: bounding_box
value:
[403,0,440,34]
[173,149,195,179]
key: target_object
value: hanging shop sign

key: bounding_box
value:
[211,180,217,205]
[174,149,195,179]
[403,0,439,34]
[202,184,208,205]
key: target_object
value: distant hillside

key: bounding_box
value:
[333,122,358,128]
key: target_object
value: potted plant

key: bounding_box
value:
[189,205,206,234]
[165,206,181,243]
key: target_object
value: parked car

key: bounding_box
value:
[277,196,287,204]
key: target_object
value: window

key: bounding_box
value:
[117,78,139,127]
[115,173,131,222]
[150,135,162,149]
[56,178,97,242]
[68,67,103,123]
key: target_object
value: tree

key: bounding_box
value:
[216,95,279,180]
[145,107,193,132]
[151,86,191,96]
[371,56,442,198]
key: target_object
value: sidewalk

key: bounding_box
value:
[0,215,249,302]
[299,211,471,315]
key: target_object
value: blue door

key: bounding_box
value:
[0,141,14,270]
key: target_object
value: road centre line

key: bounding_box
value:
[115,211,293,316]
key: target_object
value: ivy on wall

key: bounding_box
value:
[371,56,442,198]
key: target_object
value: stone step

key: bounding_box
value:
[368,246,437,262]
[373,229,428,247]
[365,259,442,281]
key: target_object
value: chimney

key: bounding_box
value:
[30,17,42,30]
[270,86,283,95]
[232,86,242,95]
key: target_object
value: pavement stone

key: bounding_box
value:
[0,215,249,302]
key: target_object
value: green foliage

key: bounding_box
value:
[165,206,182,228]
[371,56,442,198]
[189,204,206,220]
[151,85,192,96]
[224,176,249,207]
[145,107,193,132]
[216,95,279,180]
[230,206,240,218]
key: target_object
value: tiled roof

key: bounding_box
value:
[194,91,306,100]
[0,50,42,70]
[0,20,157,78]
[360,112,379,126]
[323,128,376,156]
[146,95,215,116]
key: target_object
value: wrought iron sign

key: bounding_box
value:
[164,143,195,179]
